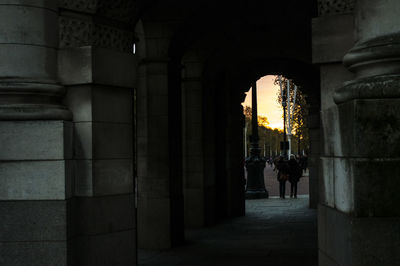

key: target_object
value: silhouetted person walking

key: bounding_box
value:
[288,154,302,198]
[276,156,289,198]
[300,154,308,173]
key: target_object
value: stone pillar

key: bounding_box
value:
[0,1,73,265]
[137,56,184,248]
[307,96,321,209]
[58,1,137,264]
[313,1,356,264]
[245,81,268,199]
[181,56,217,227]
[207,73,245,219]
[225,87,246,217]
[0,1,70,119]
[317,0,400,265]
[135,15,185,248]
[60,47,136,265]
[202,74,221,220]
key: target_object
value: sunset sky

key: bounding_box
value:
[242,75,284,130]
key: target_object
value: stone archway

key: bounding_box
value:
[2,1,400,265]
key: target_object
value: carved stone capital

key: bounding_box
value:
[59,16,134,53]
[59,0,97,14]
[97,0,137,26]
[318,0,355,16]
[59,0,137,25]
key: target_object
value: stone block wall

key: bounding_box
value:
[58,1,137,264]
[314,0,400,265]
[60,46,136,264]
[0,1,72,264]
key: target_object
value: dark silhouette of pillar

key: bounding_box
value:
[245,81,268,199]
[282,94,287,157]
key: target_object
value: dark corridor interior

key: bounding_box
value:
[139,197,317,266]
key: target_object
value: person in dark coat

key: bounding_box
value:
[276,156,290,199]
[299,154,308,173]
[288,154,302,198]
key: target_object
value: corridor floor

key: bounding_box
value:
[138,196,318,266]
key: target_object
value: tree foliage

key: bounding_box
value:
[243,105,269,128]
[243,105,284,157]
[273,76,309,154]
[242,75,310,157]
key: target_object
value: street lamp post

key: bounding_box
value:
[279,75,288,157]
[245,80,268,199]
[282,94,287,157]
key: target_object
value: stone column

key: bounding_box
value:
[135,16,186,249]
[307,96,321,209]
[0,1,70,119]
[319,0,400,265]
[225,86,246,217]
[202,74,220,220]
[181,55,218,227]
[245,81,268,199]
[58,1,137,264]
[137,56,184,248]
[313,1,357,264]
[0,1,73,265]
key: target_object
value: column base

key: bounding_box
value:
[245,190,269,199]
[0,104,71,120]
[0,81,72,120]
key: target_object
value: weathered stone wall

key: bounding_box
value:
[315,0,400,265]
[314,1,355,265]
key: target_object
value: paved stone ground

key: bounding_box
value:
[139,197,317,266]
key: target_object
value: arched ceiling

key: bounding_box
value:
[137,0,320,96]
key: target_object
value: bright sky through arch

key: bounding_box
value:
[242,75,283,130]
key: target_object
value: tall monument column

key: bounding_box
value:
[0,1,72,265]
[319,0,400,265]
[245,81,268,199]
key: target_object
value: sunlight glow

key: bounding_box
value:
[242,75,284,130]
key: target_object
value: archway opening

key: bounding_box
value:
[242,75,310,199]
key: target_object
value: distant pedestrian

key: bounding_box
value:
[288,154,303,198]
[300,154,308,173]
[276,156,289,199]
[267,157,273,167]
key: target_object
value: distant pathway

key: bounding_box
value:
[139,197,317,266]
